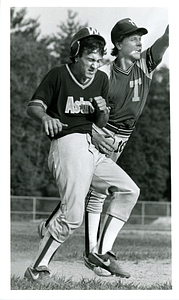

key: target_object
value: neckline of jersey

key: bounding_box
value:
[66,64,95,89]
[113,60,136,75]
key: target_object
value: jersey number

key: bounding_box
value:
[130,78,142,102]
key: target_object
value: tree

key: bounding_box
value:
[11,7,40,39]
[52,9,88,64]
[11,8,56,196]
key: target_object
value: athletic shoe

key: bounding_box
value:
[24,265,57,285]
[37,221,47,239]
[88,250,131,278]
[83,252,112,277]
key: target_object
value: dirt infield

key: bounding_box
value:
[11,257,171,288]
[11,221,172,288]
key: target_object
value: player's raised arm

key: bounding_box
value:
[151,25,169,63]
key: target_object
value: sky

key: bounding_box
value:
[22,6,169,66]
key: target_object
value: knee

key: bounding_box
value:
[106,184,140,222]
[48,213,83,243]
[132,184,140,202]
[109,182,140,200]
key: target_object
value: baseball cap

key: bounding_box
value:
[70,27,106,48]
[111,18,148,45]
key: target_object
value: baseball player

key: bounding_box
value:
[24,27,139,284]
[83,19,169,276]
[37,19,169,278]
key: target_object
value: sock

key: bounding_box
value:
[97,215,125,254]
[85,212,101,255]
[33,230,61,269]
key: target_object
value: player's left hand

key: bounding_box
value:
[91,96,108,113]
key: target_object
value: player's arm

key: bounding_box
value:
[92,96,109,128]
[93,72,110,128]
[151,25,169,63]
[27,100,68,138]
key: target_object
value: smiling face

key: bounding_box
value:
[117,33,143,62]
[76,49,103,81]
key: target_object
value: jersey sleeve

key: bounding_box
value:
[146,47,162,73]
[138,48,160,79]
[30,67,60,107]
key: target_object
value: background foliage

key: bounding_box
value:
[10,8,170,201]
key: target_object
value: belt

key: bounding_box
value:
[105,123,134,136]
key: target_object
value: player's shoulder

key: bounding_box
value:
[44,65,67,80]
[49,65,66,73]
[99,61,113,79]
[96,68,109,81]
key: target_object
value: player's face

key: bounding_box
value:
[77,50,103,80]
[118,34,142,61]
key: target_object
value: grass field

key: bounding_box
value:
[11,221,172,290]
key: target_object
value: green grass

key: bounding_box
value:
[11,221,171,262]
[11,275,172,290]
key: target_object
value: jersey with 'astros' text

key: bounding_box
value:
[100,47,161,131]
[30,64,109,139]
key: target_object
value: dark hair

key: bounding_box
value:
[70,36,106,62]
[111,30,142,57]
[111,35,125,57]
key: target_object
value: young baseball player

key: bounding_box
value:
[83,19,169,276]
[24,27,139,284]
[37,19,169,278]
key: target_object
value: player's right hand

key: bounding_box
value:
[42,115,68,137]
[92,130,116,156]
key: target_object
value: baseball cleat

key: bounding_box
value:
[37,221,47,239]
[24,265,57,285]
[88,250,131,278]
[83,252,112,277]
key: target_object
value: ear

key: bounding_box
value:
[115,42,122,51]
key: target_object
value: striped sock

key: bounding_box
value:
[85,212,101,256]
[33,230,61,269]
[97,215,125,254]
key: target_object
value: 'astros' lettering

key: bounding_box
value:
[65,97,95,114]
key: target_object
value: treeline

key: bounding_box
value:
[11,8,170,201]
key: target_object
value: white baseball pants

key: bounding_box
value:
[86,125,139,221]
[47,133,139,243]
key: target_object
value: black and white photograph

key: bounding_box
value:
[0,1,177,299]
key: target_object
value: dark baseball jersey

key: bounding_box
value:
[100,47,161,131]
[30,64,109,138]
